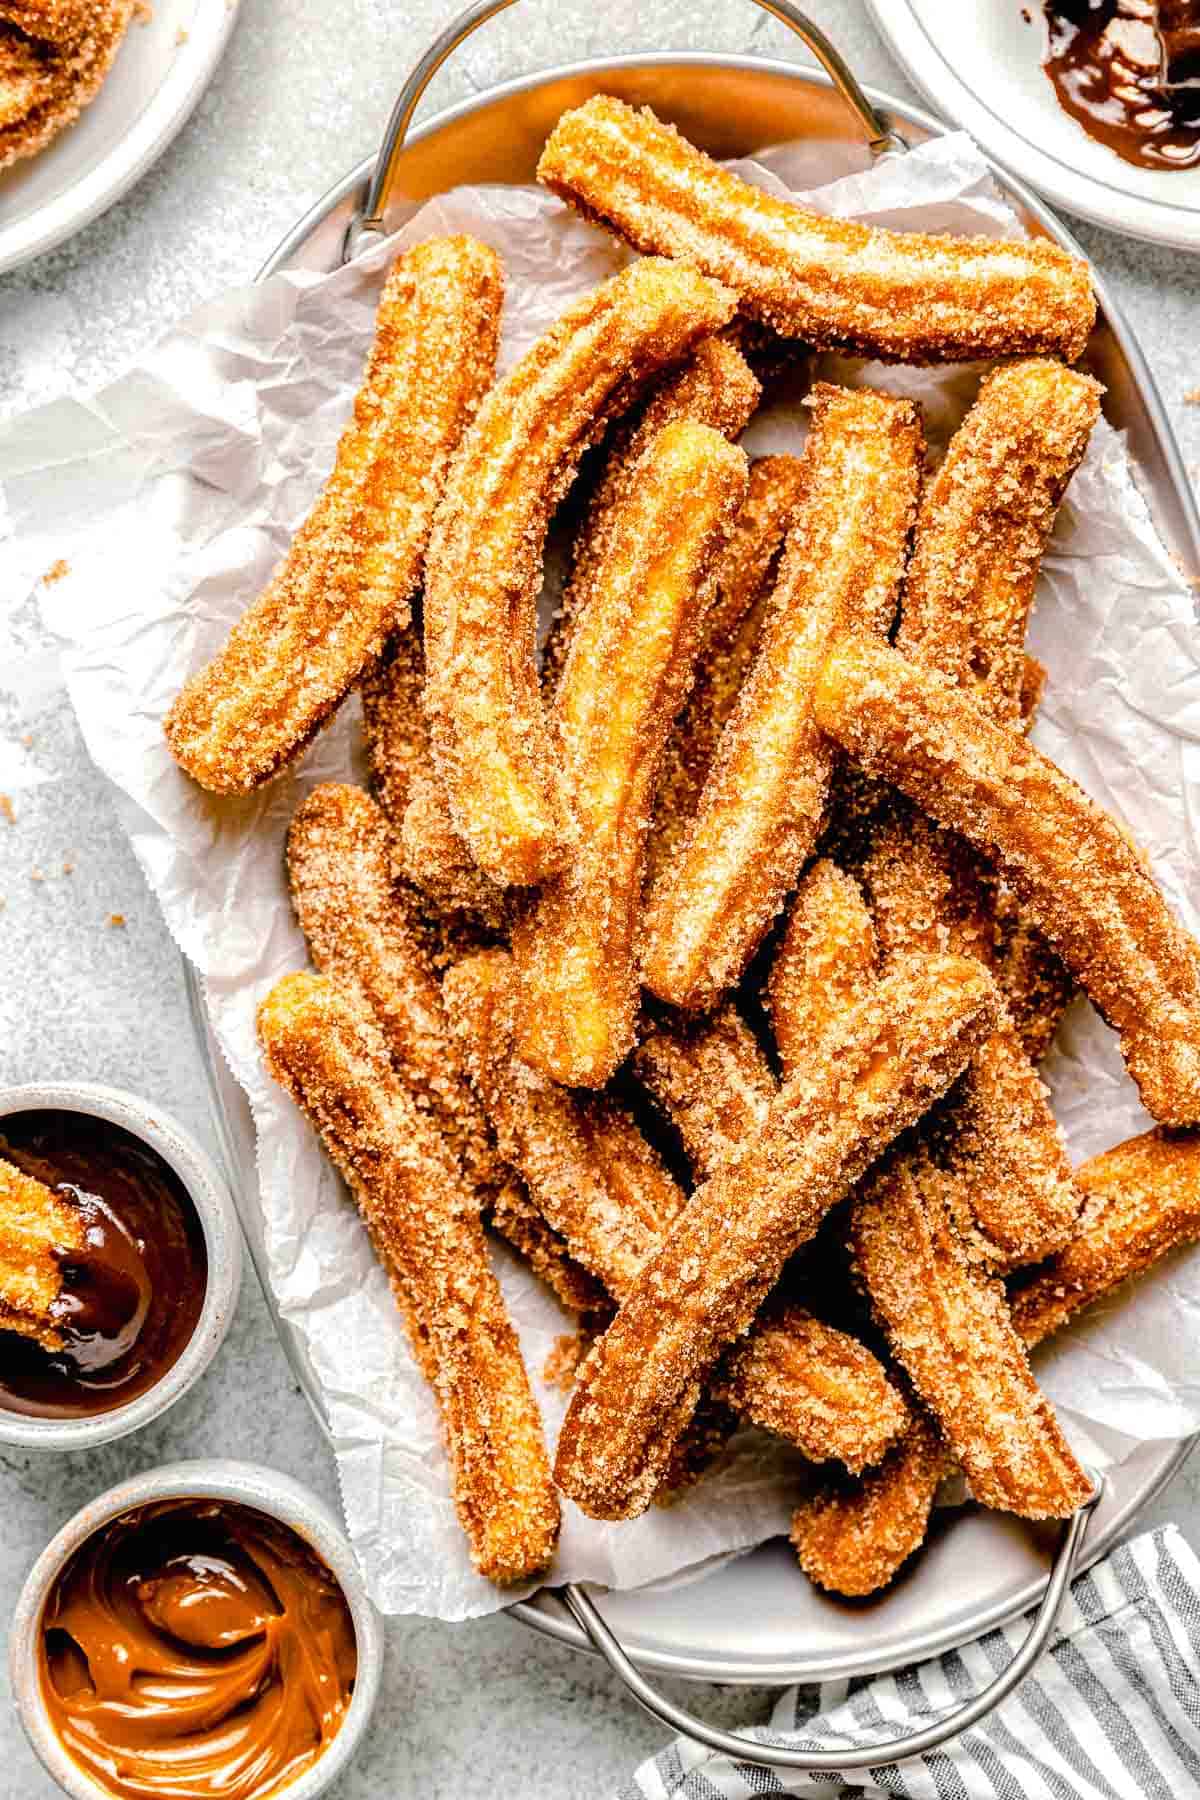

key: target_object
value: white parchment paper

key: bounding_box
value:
[2,132,1198,1618]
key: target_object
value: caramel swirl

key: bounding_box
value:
[40,1499,357,1800]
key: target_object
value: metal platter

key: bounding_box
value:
[186,50,1200,1688]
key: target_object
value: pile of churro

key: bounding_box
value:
[0,0,132,169]
[167,100,1200,1594]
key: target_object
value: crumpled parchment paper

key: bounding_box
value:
[1,130,1197,1619]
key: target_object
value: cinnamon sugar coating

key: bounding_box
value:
[166,237,502,794]
[648,454,806,886]
[541,333,760,691]
[257,972,559,1583]
[1011,1126,1200,1347]
[514,421,748,1087]
[642,384,924,1011]
[993,881,1076,1063]
[0,1160,84,1350]
[816,633,1200,1125]
[633,1005,775,1178]
[792,1413,950,1597]
[422,257,738,887]
[538,96,1096,364]
[851,1146,1090,1519]
[897,359,1102,725]
[0,1,132,169]
[556,952,999,1520]
[767,859,877,1075]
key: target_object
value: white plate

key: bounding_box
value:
[867,0,1200,250]
[0,0,239,274]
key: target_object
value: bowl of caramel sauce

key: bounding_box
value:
[0,1085,242,1449]
[10,1461,383,1800]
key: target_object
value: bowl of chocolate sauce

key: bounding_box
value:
[0,1085,242,1448]
[10,1460,383,1800]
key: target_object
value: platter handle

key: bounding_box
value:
[342,0,908,261]
[560,1470,1104,1773]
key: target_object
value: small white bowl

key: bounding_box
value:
[0,1082,242,1450]
[10,1459,384,1800]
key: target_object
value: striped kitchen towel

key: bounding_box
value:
[617,1525,1200,1799]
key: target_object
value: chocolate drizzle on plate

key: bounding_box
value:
[1041,1,1200,171]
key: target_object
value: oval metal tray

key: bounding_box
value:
[187,47,1200,1689]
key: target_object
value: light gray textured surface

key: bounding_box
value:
[0,3,1197,1795]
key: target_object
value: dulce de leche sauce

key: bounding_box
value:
[39,1499,358,1800]
[0,1112,207,1418]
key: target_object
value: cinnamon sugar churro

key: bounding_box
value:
[538,96,1096,364]
[851,1147,1090,1518]
[633,1005,774,1178]
[1012,1126,1200,1348]
[166,238,502,794]
[792,1413,949,1598]
[0,1161,85,1351]
[541,333,760,691]
[642,384,923,1011]
[767,859,877,1074]
[257,973,559,1582]
[648,454,806,885]
[815,633,1200,1125]
[0,1,133,170]
[514,422,748,1087]
[422,258,738,887]
[556,952,999,1519]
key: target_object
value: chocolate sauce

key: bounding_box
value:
[40,1499,357,1800]
[1042,2,1200,171]
[0,1113,207,1417]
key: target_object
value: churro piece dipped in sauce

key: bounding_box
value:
[556,952,999,1520]
[642,384,923,1011]
[514,421,748,1087]
[258,972,558,1583]
[815,633,1200,1126]
[538,96,1096,364]
[165,236,502,794]
[39,1499,356,1800]
[423,257,738,887]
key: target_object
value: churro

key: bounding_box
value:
[514,422,748,1086]
[556,951,999,1519]
[851,1147,1090,1518]
[766,859,877,1075]
[541,333,760,691]
[791,1414,949,1597]
[633,1005,774,1178]
[648,454,806,886]
[0,1,132,170]
[897,359,1102,726]
[538,96,1096,364]
[993,883,1076,1064]
[166,237,502,794]
[422,257,738,887]
[815,633,1200,1125]
[642,384,923,1011]
[0,1161,84,1351]
[1012,1126,1200,1348]
[257,972,559,1583]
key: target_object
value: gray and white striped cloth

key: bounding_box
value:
[617,1526,1200,1799]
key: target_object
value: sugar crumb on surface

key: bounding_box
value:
[106,911,126,927]
[41,558,69,585]
[0,795,13,825]
[543,1332,589,1393]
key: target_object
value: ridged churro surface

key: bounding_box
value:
[257,972,559,1582]
[852,1147,1090,1518]
[538,97,1096,364]
[634,1005,774,1179]
[0,0,132,168]
[816,633,1200,1125]
[791,1414,948,1597]
[514,422,747,1086]
[648,454,806,885]
[0,1161,83,1350]
[767,859,877,1075]
[166,238,502,794]
[642,384,923,1011]
[556,952,999,1519]
[423,257,738,886]
[542,333,760,691]
[1012,1126,1200,1347]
